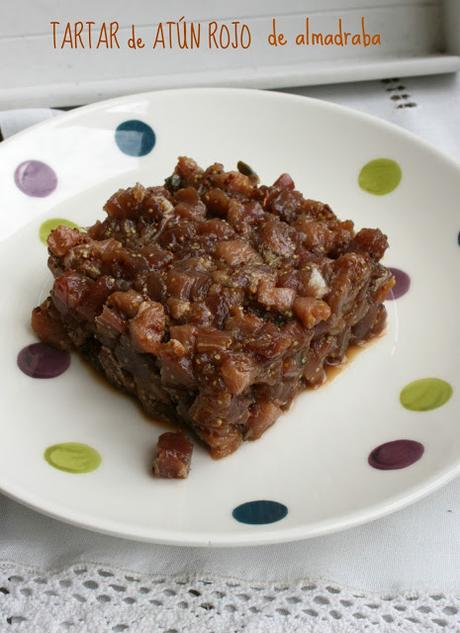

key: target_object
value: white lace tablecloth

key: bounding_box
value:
[1,74,460,632]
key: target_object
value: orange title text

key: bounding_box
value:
[49,17,382,50]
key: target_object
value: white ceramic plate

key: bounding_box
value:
[0,88,458,546]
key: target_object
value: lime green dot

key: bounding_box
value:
[358,158,402,195]
[39,218,82,244]
[400,378,453,412]
[44,442,101,474]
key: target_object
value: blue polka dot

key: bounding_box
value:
[115,120,156,157]
[232,500,288,525]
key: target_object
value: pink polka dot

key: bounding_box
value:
[14,161,57,197]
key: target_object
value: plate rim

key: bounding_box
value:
[2,86,460,175]
[2,461,460,547]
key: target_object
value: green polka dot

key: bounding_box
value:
[44,442,101,474]
[39,218,82,244]
[359,158,402,195]
[400,378,453,412]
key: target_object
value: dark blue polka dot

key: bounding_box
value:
[232,500,288,525]
[457,230,460,247]
[115,120,156,157]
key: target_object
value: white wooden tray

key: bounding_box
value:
[1,0,459,108]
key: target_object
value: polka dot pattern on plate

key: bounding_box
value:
[44,443,101,474]
[232,500,288,525]
[14,160,57,197]
[368,440,424,470]
[17,343,70,379]
[358,158,402,195]
[400,378,453,412]
[115,120,156,157]
[39,218,82,244]
[8,126,454,509]
[387,267,411,300]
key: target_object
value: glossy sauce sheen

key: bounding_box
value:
[81,358,175,430]
[313,339,378,386]
[324,342,365,383]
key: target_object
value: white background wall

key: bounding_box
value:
[0,0,458,107]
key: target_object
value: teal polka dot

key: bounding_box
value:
[115,120,156,157]
[232,500,288,525]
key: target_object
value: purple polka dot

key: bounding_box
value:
[387,267,410,300]
[17,343,70,378]
[368,439,424,470]
[14,161,57,197]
